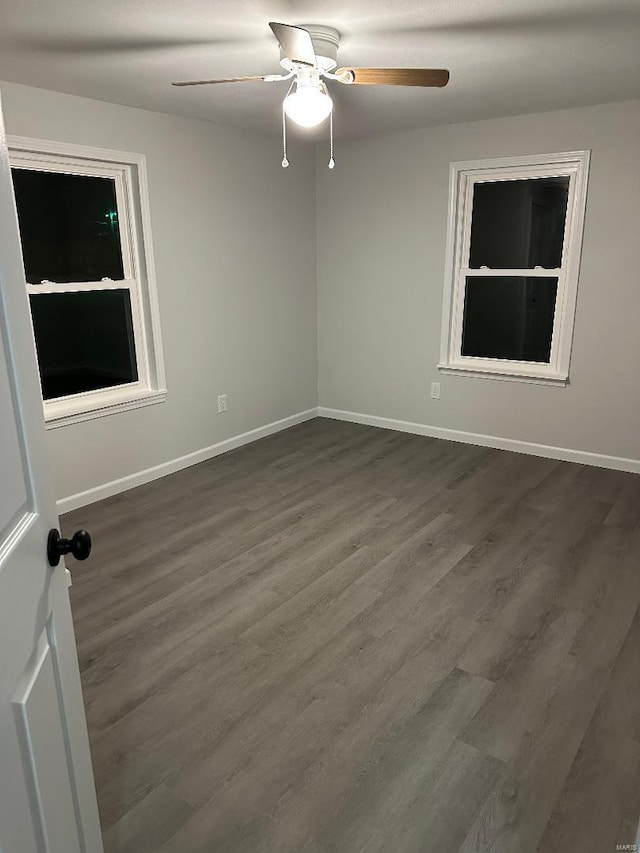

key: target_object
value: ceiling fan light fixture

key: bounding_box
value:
[172,21,450,162]
[283,85,333,128]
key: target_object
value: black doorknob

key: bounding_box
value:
[47,529,92,567]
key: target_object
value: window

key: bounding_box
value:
[439,151,590,384]
[9,137,166,428]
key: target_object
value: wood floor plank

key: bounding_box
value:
[591,605,640,743]
[536,605,640,852]
[102,784,195,853]
[458,657,607,853]
[461,607,585,762]
[62,419,640,853]
[536,724,640,853]
[163,669,498,853]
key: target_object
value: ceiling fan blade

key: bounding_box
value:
[172,75,266,86]
[269,22,316,66]
[336,68,450,87]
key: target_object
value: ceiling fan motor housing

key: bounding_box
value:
[279,25,340,72]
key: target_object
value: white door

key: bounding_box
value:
[0,94,103,851]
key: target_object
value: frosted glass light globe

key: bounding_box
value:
[283,87,333,128]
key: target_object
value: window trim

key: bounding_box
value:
[438,150,590,385]
[8,136,167,428]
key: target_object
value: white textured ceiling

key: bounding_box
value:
[0,0,639,139]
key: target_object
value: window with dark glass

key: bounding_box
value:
[29,291,138,400]
[11,166,140,401]
[468,177,569,270]
[461,176,569,363]
[12,169,125,284]
[462,276,558,362]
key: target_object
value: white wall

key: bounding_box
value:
[2,84,638,504]
[0,81,318,501]
[316,100,640,462]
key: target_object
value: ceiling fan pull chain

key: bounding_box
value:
[281,105,289,168]
[281,78,296,168]
[328,108,335,169]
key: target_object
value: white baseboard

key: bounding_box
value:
[318,407,640,475]
[57,408,318,513]
[58,404,639,513]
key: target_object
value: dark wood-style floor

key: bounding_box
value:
[63,418,640,853]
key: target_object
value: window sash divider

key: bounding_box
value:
[26,279,137,295]
[460,268,562,277]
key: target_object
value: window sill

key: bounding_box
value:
[44,387,167,430]
[437,362,568,386]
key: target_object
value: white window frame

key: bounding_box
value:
[8,136,167,428]
[438,150,590,385]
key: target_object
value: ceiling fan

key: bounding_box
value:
[172,22,449,166]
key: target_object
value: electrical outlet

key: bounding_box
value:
[217,394,227,413]
[430,382,441,400]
